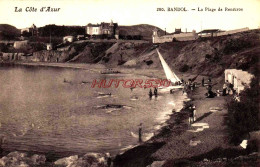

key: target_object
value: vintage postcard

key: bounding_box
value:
[0,0,259,166]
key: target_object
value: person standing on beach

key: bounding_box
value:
[191,82,196,91]
[223,81,228,96]
[154,87,158,96]
[208,77,211,83]
[188,106,193,124]
[192,105,196,122]
[149,89,153,99]
[139,123,143,142]
[188,105,196,124]
[106,153,112,167]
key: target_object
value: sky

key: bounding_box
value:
[0,0,259,33]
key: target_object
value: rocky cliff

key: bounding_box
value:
[1,29,259,80]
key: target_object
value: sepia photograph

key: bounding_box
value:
[0,0,259,166]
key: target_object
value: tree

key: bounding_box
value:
[226,77,259,145]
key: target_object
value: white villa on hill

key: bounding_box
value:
[86,21,118,37]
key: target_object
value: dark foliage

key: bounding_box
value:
[118,60,127,65]
[0,43,9,52]
[205,54,211,59]
[223,38,252,54]
[226,77,259,145]
[172,38,178,42]
[0,24,20,40]
[38,24,85,37]
[145,60,153,65]
[179,64,189,72]
[28,36,63,46]
[119,34,143,40]
[21,31,32,37]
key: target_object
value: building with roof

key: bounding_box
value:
[173,28,182,34]
[198,28,249,38]
[198,29,220,37]
[14,40,29,49]
[224,69,254,94]
[46,43,53,50]
[86,21,118,37]
[63,36,74,43]
[21,24,38,37]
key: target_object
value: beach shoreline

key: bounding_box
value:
[0,62,190,165]
[0,62,258,167]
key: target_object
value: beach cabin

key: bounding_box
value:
[46,43,53,50]
[224,69,254,94]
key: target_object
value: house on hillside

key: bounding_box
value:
[14,40,29,49]
[198,29,220,38]
[173,28,182,34]
[224,69,254,94]
[86,21,118,38]
[46,43,53,50]
[21,24,38,37]
[63,36,74,43]
[77,35,85,40]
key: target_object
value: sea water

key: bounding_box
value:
[0,64,186,158]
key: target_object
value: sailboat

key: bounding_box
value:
[156,48,184,91]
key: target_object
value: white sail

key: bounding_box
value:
[156,49,181,83]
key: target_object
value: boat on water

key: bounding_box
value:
[156,48,184,91]
[98,92,112,96]
[100,69,120,74]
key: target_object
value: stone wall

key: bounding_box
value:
[215,27,249,37]
[1,53,25,61]
[31,50,69,62]
[153,32,197,43]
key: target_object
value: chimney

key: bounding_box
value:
[165,28,166,35]
[186,28,187,33]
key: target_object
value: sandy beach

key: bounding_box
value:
[112,69,258,167]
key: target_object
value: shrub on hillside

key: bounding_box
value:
[226,77,259,145]
[223,38,252,54]
[179,64,189,72]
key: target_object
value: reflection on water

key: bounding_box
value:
[0,64,186,156]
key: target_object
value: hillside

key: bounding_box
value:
[118,24,167,41]
[103,29,259,80]
[0,24,165,41]
[1,28,259,82]
[0,24,20,40]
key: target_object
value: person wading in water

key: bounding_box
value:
[154,87,158,97]
[149,89,153,99]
